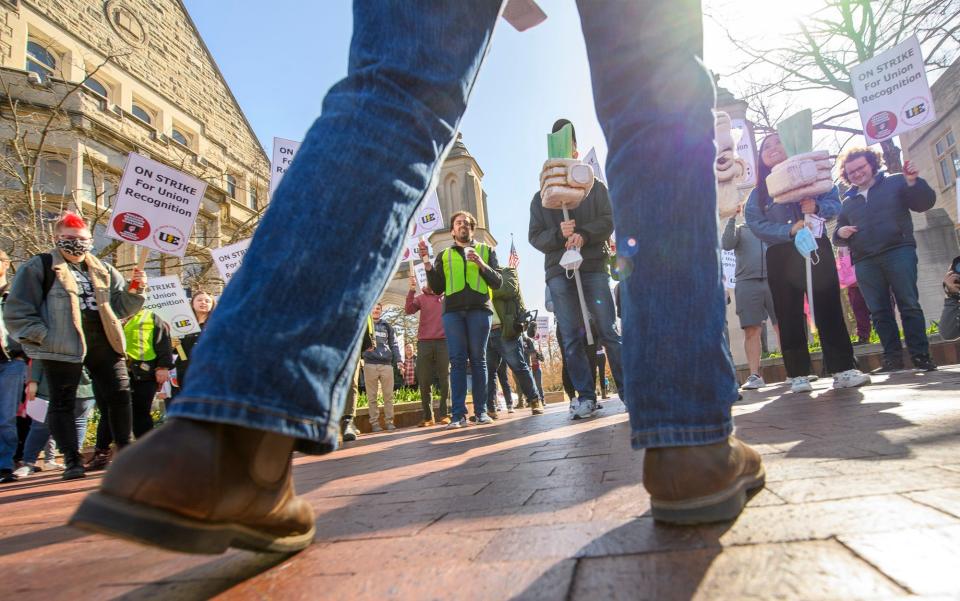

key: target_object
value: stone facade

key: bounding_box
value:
[0,0,269,285]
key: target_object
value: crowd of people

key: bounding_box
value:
[0,3,959,557]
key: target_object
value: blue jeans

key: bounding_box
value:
[854,245,929,359]
[486,334,538,409]
[21,397,95,465]
[0,359,26,471]
[443,310,491,420]
[171,0,736,451]
[547,272,623,402]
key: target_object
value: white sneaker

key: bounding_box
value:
[741,374,765,390]
[571,398,595,420]
[446,417,467,429]
[832,369,871,389]
[13,464,38,478]
[477,413,494,424]
[790,376,813,393]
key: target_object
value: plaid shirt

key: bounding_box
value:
[402,355,417,386]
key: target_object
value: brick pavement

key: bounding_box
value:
[2,367,960,599]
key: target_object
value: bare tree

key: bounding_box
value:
[711,0,960,167]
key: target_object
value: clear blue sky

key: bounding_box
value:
[182,1,735,314]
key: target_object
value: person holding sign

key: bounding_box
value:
[423,211,502,428]
[172,292,215,397]
[362,303,401,432]
[405,274,450,426]
[745,135,870,394]
[834,148,937,372]
[73,3,773,553]
[529,119,623,420]
[3,213,146,480]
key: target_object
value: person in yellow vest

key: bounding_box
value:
[421,211,502,428]
[86,309,174,470]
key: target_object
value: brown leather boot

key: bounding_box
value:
[69,418,316,554]
[643,436,764,525]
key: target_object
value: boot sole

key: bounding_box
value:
[70,492,315,555]
[650,465,766,525]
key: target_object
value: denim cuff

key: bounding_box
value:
[629,418,734,450]
[167,397,340,455]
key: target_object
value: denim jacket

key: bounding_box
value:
[744,185,841,247]
[2,251,144,363]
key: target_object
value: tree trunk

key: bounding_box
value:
[880,139,902,173]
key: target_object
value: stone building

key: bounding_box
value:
[897,57,960,328]
[0,0,269,286]
[379,134,496,306]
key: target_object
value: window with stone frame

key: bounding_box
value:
[191,215,213,247]
[81,163,119,208]
[35,156,68,195]
[934,131,959,188]
[26,38,58,82]
[83,75,110,99]
[225,174,237,199]
[131,101,154,125]
[248,184,259,210]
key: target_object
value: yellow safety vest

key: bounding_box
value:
[124,311,156,362]
[441,244,491,296]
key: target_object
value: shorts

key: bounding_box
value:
[734,278,777,328]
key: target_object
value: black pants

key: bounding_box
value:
[766,237,856,378]
[42,326,132,464]
[596,352,608,396]
[95,377,155,449]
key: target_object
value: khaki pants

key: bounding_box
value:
[363,363,394,425]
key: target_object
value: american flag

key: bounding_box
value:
[508,237,520,269]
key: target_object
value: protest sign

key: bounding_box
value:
[270,137,302,198]
[209,238,251,284]
[721,250,737,289]
[730,119,756,187]
[851,35,935,144]
[413,262,428,290]
[410,189,444,238]
[535,315,550,338]
[583,147,606,185]
[106,153,206,257]
[142,276,201,336]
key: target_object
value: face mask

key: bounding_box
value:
[57,237,93,257]
[793,227,819,264]
[560,248,583,278]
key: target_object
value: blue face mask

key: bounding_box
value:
[793,227,819,263]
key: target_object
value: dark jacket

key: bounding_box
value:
[362,319,400,365]
[529,181,614,281]
[832,172,936,264]
[941,296,960,340]
[174,320,206,389]
[745,185,842,247]
[425,244,502,314]
[491,267,524,340]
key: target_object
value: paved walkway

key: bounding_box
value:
[3,367,960,600]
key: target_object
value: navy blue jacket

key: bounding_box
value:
[832,172,935,264]
[744,185,842,247]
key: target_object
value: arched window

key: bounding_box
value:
[444,175,458,221]
[26,39,57,81]
[131,103,152,125]
[248,186,258,209]
[226,174,237,199]
[171,128,190,147]
[83,76,109,98]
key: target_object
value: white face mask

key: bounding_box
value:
[560,248,583,278]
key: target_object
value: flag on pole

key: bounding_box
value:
[508,236,520,269]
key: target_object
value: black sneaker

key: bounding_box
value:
[0,469,18,483]
[911,355,937,372]
[873,357,904,373]
[62,463,85,481]
[341,418,359,442]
